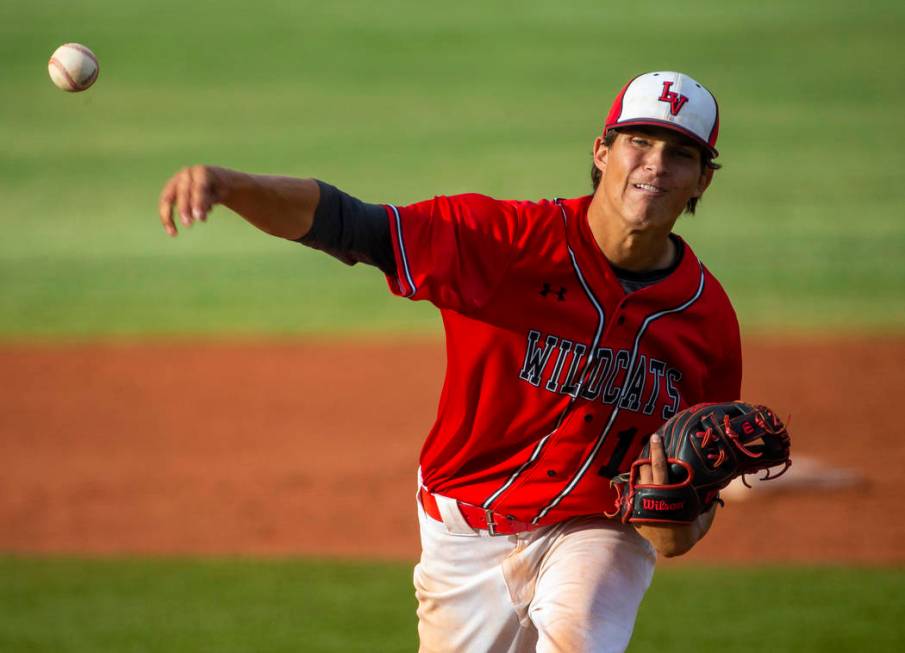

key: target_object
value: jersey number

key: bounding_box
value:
[597,427,637,479]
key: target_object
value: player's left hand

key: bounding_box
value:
[636,433,667,487]
[632,433,716,557]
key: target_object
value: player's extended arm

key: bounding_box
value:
[158,165,318,240]
[632,434,717,558]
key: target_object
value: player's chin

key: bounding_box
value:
[621,208,672,231]
[625,195,688,226]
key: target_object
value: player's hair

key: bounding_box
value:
[590,128,721,215]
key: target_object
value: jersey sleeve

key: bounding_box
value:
[704,305,743,401]
[383,194,522,313]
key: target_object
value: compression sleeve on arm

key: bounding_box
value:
[296,180,396,276]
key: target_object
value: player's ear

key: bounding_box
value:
[693,166,714,199]
[593,136,609,174]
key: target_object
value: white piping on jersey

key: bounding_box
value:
[532,263,707,524]
[481,201,608,510]
[482,430,556,509]
[389,205,417,298]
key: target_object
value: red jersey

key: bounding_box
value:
[384,194,741,526]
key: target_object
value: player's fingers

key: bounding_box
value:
[189,165,215,222]
[649,433,669,485]
[637,462,651,485]
[158,176,179,237]
[175,168,193,228]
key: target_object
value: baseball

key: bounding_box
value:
[48,43,99,92]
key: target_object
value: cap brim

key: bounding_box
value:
[606,118,719,158]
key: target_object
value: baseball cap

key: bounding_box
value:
[604,71,720,158]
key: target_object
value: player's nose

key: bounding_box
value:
[641,144,668,174]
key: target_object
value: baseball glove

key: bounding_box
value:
[611,401,791,524]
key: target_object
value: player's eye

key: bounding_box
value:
[631,137,650,147]
[669,146,698,161]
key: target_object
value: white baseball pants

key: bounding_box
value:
[414,495,656,653]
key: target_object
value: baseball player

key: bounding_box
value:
[158,71,740,653]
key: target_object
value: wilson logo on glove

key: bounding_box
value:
[642,498,685,512]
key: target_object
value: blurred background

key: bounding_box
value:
[1,0,903,651]
[3,0,904,337]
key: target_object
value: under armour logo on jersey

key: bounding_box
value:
[540,283,567,301]
[658,81,689,116]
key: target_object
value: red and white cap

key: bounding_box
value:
[604,71,720,158]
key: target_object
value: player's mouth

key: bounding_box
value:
[631,182,667,195]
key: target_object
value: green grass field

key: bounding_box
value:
[3,556,903,653]
[1,0,904,337]
[2,1,904,651]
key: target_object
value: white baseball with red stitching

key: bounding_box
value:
[48,43,99,92]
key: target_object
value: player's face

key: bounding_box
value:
[593,128,712,231]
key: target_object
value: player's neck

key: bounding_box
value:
[587,203,677,272]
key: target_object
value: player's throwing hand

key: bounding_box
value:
[158,165,228,236]
[157,166,319,240]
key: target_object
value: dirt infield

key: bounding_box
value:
[1,336,902,563]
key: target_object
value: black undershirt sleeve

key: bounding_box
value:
[296,180,397,276]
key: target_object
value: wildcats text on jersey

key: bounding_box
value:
[518,329,682,420]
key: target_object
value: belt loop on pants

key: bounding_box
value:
[418,486,539,536]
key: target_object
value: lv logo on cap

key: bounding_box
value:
[658,82,689,116]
